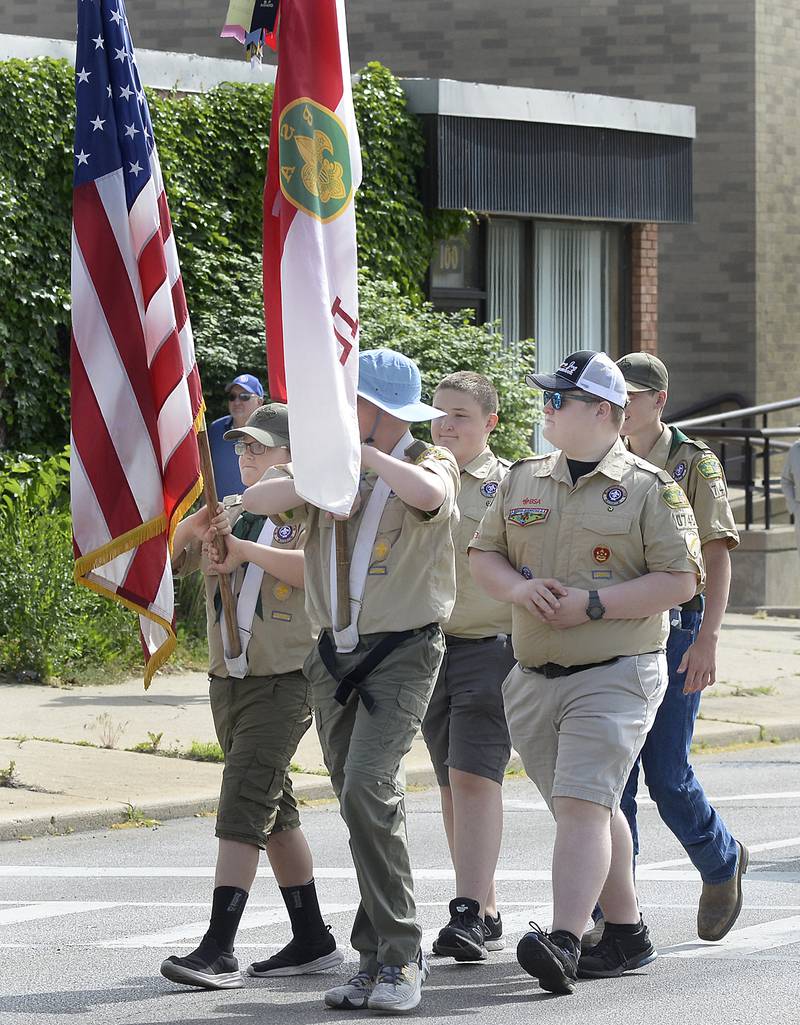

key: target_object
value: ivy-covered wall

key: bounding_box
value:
[0,57,468,451]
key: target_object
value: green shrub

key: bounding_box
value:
[0,449,140,681]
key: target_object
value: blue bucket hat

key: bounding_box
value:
[357,349,445,423]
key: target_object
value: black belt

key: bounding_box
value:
[317,624,437,713]
[681,595,704,613]
[525,657,620,679]
[444,634,503,648]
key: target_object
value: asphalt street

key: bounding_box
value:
[1,743,799,1025]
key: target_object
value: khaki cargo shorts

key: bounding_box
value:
[421,636,516,786]
[502,653,667,812]
[209,671,312,849]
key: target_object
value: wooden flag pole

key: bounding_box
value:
[334,519,351,631]
[196,423,242,658]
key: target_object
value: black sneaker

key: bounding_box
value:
[433,898,488,961]
[578,921,656,978]
[483,911,506,951]
[160,934,243,990]
[516,923,579,995]
[247,927,345,977]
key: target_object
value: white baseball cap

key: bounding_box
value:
[526,350,628,409]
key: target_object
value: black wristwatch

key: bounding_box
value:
[586,589,606,621]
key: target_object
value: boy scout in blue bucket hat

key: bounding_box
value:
[242,349,460,1013]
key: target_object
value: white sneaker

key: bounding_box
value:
[367,953,429,1014]
[324,970,376,1009]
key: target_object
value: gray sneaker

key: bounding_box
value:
[324,970,376,1010]
[367,952,429,1014]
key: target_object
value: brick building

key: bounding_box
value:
[4,0,798,414]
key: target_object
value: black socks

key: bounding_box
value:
[604,919,644,934]
[207,885,249,953]
[280,878,327,944]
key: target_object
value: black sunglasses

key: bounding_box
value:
[229,392,255,402]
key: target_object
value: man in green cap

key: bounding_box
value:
[242,349,459,1014]
[616,352,749,942]
[160,403,343,991]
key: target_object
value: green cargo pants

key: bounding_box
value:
[304,625,445,972]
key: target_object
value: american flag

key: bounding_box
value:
[70,0,203,687]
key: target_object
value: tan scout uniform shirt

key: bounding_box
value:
[444,448,513,639]
[468,436,704,668]
[174,494,313,678]
[643,426,739,549]
[286,444,460,633]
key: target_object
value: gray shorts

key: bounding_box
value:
[502,653,667,812]
[210,672,313,848]
[421,636,516,786]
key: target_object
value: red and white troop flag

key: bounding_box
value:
[70,0,203,687]
[264,0,362,516]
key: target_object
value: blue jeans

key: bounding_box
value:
[620,609,738,884]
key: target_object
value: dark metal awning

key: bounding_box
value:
[401,79,695,224]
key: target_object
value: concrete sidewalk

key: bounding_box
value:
[2,612,800,841]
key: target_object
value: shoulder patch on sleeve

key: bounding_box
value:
[696,454,724,480]
[661,482,691,510]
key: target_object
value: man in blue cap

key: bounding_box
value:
[242,349,460,1013]
[208,373,265,498]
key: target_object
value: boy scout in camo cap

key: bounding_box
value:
[241,349,459,1014]
[160,404,343,992]
[422,371,515,962]
[468,349,704,995]
[617,352,748,944]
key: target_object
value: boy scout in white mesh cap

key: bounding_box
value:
[617,352,748,944]
[469,349,704,995]
[242,350,459,1014]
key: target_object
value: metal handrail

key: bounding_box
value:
[672,396,800,429]
[664,399,800,531]
[666,392,749,424]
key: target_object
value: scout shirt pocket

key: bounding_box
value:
[573,514,637,581]
[504,502,554,577]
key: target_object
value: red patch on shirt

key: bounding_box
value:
[593,546,611,563]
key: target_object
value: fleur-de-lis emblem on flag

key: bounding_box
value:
[294,127,347,203]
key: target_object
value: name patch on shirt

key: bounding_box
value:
[508,507,550,527]
[592,569,612,580]
[271,611,293,622]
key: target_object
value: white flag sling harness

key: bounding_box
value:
[319,431,436,712]
[220,517,278,678]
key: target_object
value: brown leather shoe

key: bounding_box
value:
[697,841,749,941]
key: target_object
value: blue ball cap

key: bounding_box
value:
[357,349,445,422]
[225,373,264,398]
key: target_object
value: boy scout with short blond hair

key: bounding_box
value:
[422,371,515,962]
[469,350,703,995]
[242,349,459,1014]
[618,352,748,943]
[161,404,343,991]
